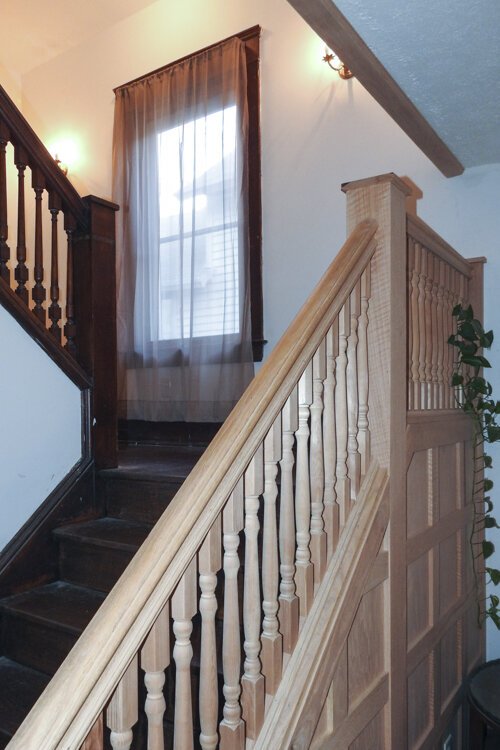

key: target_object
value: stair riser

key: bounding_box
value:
[58,541,138,593]
[99,477,183,524]
[1,614,78,675]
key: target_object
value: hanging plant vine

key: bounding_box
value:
[449,304,500,628]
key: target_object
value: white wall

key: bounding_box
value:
[18,0,500,652]
[0,306,82,551]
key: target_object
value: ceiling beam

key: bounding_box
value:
[287,0,464,178]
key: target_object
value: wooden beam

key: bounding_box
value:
[286,0,464,178]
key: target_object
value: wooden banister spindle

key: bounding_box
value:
[198,516,222,750]
[423,248,433,409]
[107,656,138,750]
[295,364,314,616]
[219,482,245,750]
[436,258,445,409]
[64,213,77,354]
[172,558,197,750]
[31,168,46,323]
[140,603,169,750]
[0,123,10,283]
[48,192,62,342]
[80,714,104,750]
[278,388,300,654]
[241,446,265,739]
[430,254,439,409]
[357,265,371,474]
[346,282,361,499]
[409,239,420,410]
[261,415,283,696]
[14,145,28,304]
[416,243,427,409]
[323,321,339,561]
[310,340,327,586]
[444,264,454,409]
[335,301,351,528]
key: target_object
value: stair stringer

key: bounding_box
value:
[255,462,390,750]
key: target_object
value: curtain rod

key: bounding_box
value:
[114,25,261,93]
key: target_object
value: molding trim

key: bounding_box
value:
[286,0,464,177]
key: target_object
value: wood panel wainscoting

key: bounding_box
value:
[4,173,484,750]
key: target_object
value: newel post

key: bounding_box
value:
[342,173,410,750]
[73,195,119,469]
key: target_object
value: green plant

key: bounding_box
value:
[448,304,500,628]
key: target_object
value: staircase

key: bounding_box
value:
[0,444,204,748]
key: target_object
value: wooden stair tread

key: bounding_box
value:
[54,517,152,551]
[0,581,105,635]
[0,657,50,741]
[100,444,204,481]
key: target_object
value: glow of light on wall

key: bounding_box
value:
[46,134,84,175]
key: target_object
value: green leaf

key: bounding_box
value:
[487,425,500,443]
[452,304,462,316]
[487,568,500,586]
[485,516,500,529]
[484,454,493,468]
[486,497,494,512]
[484,479,494,492]
[460,322,476,340]
[483,540,495,559]
[451,373,464,387]
[462,355,491,368]
[491,594,500,608]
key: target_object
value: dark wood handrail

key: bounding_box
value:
[0,84,87,228]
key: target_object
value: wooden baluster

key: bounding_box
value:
[407,237,413,409]
[437,259,445,409]
[430,254,439,409]
[347,282,361,499]
[409,240,421,410]
[48,192,62,342]
[416,243,427,409]
[241,446,265,739]
[278,388,300,654]
[64,213,77,354]
[335,301,351,528]
[80,714,103,750]
[31,168,46,323]
[198,516,222,750]
[107,656,138,750]
[423,248,433,409]
[14,145,28,303]
[172,558,197,750]
[0,123,9,283]
[310,340,327,586]
[219,482,245,750]
[261,415,282,695]
[295,364,314,616]
[323,321,339,561]
[357,266,371,474]
[445,264,455,408]
[140,603,169,750]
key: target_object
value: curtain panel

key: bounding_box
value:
[113,37,254,422]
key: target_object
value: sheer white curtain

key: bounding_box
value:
[113,37,254,422]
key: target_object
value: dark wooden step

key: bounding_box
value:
[0,657,50,747]
[54,518,152,593]
[0,581,105,675]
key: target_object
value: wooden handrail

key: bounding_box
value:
[8,218,378,750]
[407,213,472,278]
[0,85,87,227]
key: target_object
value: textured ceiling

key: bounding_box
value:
[332,0,500,168]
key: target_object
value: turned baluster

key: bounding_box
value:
[430,254,439,409]
[107,656,138,750]
[48,192,62,342]
[416,243,427,409]
[346,282,361,499]
[261,415,283,695]
[14,145,28,303]
[409,241,421,410]
[335,301,351,528]
[295,364,314,617]
[323,321,339,561]
[241,446,265,739]
[140,603,169,750]
[80,714,103,749]
[31,168,46,323]
[442,263,451,408]
[423,249,433,409]
[219,481,245,750]
[0,123,10,283]
[172,558,197,750]
[198,516,222,750]
[64,213,77,354]
[278,388,300,653]
[357,266,371,473]
[310,341,327,586]
[437,259,445,409]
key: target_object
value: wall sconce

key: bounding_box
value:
[323,48,353,79]
[54,154,68,176]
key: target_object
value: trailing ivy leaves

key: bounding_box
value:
[450,304,500,628]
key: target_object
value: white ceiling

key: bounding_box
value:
[331,0,500,169]
[1,0,499,170]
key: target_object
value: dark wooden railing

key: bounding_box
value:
[0,84,118,467]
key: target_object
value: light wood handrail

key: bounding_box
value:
[8,218,378,750]
[407,213,472,278]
